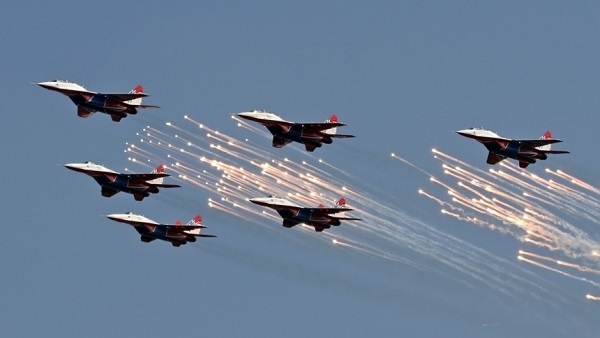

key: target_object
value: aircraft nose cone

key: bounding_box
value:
[106,214,121,221]
[37,82,50,89]
[237,112,255,119]
[455,129,472,137]
[64,163,89,173]
[249,197,269,206]
[64,163,79,171]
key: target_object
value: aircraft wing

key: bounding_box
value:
[125,173,170,182]
[163,224,207,230]
[300,122,346,132]
[151,183,181,188]
[100,93,148,101]
[329,216,362,221]
[514,138,563,147]
[303,207,353,214]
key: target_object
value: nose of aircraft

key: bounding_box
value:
[237,111,257,119]
[37,81,57,90]
[106,214,123,221]
[455,129,474,137]
[64,163,85,172]
[249,197,270,206]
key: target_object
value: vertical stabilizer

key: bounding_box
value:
[536,131,552,151]
[334,197,346,208]
[125,85,144,106]
[185,215,203,235]
[189,215,202,225]
[146,165,165,185]
[322,114,338,135]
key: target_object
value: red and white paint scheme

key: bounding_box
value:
[237,110,354,152]
[456,128,569,168]
[37,80,158,122]
[64,162,180,201]
[106,212,216,247]
[249,196,360,232]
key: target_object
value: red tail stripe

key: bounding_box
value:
[542,131,552,139]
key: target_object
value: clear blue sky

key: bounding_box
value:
[1,1,599,337]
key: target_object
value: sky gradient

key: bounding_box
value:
[1,2,599,337]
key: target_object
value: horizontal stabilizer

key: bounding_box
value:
[104,93,148,101]
[329,134,355,138]
[542,150,570,154]
[125,173,170,181]
[195,234,217,238]
[136,104,160,109]
[515,138,563,147]
[304,207,353,214]
[302,122,346,130]
[330,216,361,221]
[169,225,207,230]
[151,183,181,188]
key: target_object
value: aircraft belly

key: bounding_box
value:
[287,125,304,138]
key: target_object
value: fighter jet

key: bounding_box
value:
[249,196,360,232]
[237,110,354,152]
[64,162,180,201]
[37,80,158,122]
[106,212,216,247]
[456,128,569,168]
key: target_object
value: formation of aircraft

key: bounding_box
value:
[37,80,158,122]
[249,196,361,232]
[39,79,576,246]
[64,162,180,201]
[106,212,216,247]
[456,128,570,168]
[237,110,354,152]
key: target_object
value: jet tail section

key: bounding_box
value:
[322,114,338,135]
[146,165,165,185]
[124,85,144,106]
[535,131,552,151]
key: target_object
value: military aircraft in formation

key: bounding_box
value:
[249,196,361,232]
[456,128,569,168]
[42,78,575,246]
[237,110,354,152]
[64,162,180,201]
[106,212,216,247]
[37,80,158,122]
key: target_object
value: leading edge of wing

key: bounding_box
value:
[101,93,148,101]
[124,173,170,181]
[514,138,563,146]
[304,207,354,214]
[300,122,346,131]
